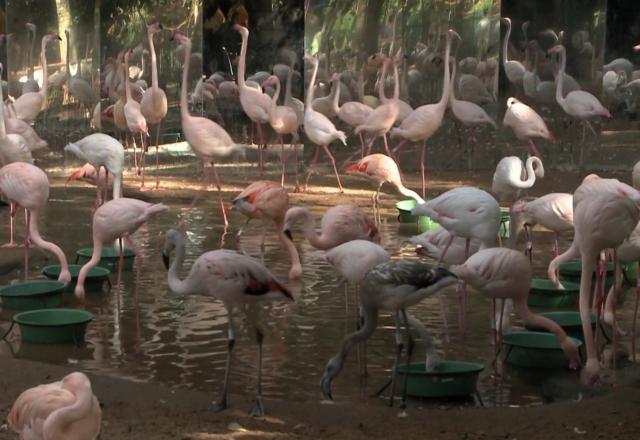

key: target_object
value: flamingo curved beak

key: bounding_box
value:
[283,229,293,241]
[320,372,333,401]
[344,163,359,173]
[162,252,170,270]
[66,169,83,186]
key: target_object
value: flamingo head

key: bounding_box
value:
[547,44,565,56]
[25,22,36,32]
[233,24,248,36]
[448,29,461,42]
[61,372,92,393]
[261,75,278,88]
[171,32,191,48]
[345,162,365,174]
[303,53,317,65]
[501,17,511,25]
[162,229,186,270]
[634,43,640,52]
[47,33,62,43]
[561,337,580,370]
[148,21,163,33]
[74,284,86,302]
[320,354,344,401]
[66,167,92,186]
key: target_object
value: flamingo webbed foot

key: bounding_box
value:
[139,185,151,192]
[580,358,600,384]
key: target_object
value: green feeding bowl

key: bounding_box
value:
[500,207,510,239]
[395,361,484,398]
[13,308,93,344]
[502,331,582,369]
[525,311,596,342]
[76,247,136,273]
[0,280,64,311]
[42,264,110,293]
[395,199,440,231]
[558,259,615,290]
[528,278,580,308]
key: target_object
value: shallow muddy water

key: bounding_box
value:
[0,148,636,410]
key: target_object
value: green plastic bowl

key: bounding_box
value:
[525,312,596,342]
[13,308,93,344]
[502,331,582,369]
[528,278,580,308]
[42,264,110,293]
[395,199,440,231]
[0,280,65,310]
[500,207,510,239]
[558,259,614,289]
[76,247,136,273]
[395,361,484,398]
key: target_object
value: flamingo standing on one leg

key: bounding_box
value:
[282,204,379,251]
[491,155,545,204]
[173,32,242,227]
[320,261,459,413]
[140,21,168,191]
[0,162,71,283]
[303,54,346,193]
[74,198,168,300]
[231,181,302,280]
[451,247,580,367]
[390,30,459,198]
[502,97,555,158]
[261,76,299,186]
[234,24,271,173]
[7,372,101,439]
[548,192,639,384]
[123,49,148,179]
[162,228,294,416]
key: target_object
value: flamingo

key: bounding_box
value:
[450,248,580,368]
[303,54,347,192]
[502,97,555,158]
[0,162,71,283]
[284,57,304,125]
[4,103,48,151]
[22,23,39,94]
[491,155,545,203]
[162,228,293,416]
[231,181,302,280]
[410,227,481,265]
[123,48,149,180]
[572,174,639,209]
[345,154,424,207]
[282,204,379,251]
[510,192,574,257]
[548,44,611,171]
[65,30,98,116]
[140,21,168,191]
[67,163,114,207]
[501,18,526,88]
[547,192,639,384]
[331,71,373,158]
[390,29,459,198]
[354,57,399,157]
[64,133,124,202]
[74,198,168,300]
[12,33,60,123]
[261,75,299,187]
[320,261,459,412]
[234,24,271,173]
[7,372,101,439]
[173,32,241,227]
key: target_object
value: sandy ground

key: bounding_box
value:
[0,356,638,439]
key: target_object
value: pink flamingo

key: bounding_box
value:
[510,192,573,257]
[411,227,481,265]
[354,57,399,157]
[67,163,114,207]
[261,75,299,187]
[74,198,168,300]
[282,204,379,251]
[173,32,240,227]
[548,44,611,170]
[331,72,373,157]
[500,18,526,89]
[502,97,555,158]
[123,48,148,180]
[303,54,346,193]
[572,174,639,209]
[390,29,459,198]
[613,222,640,358]
[162,228,293,416]
[549,192,639,383]
[450,247,580,368]
[7,372,101,439]
[12,33,60,123]
[140,21,168,191]
[345,153,424,207]
[491,155,544,204]
[234,24,271,173]
[231,181,302,280]
[0,162,71,283]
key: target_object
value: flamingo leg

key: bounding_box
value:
[249,328,265,417]
[102,168,109,205]
[399,309,414,416]
[420,140,426,199]
[23,210,30,280]
[139,132,150,191]
[257,123,265,174]
[437,234,455,266]
[211,313,235,413]
[293,141,301,193]
[359,132,366,159]
[632,266,640,362]
[279,135,286,187]
[554,231,560,257]
[131,134,139,174]
[304,146,320,192]
[526,139,542,159]
[388,310,404,407]
[391,139,407,155]
[612,250,619,385]
[3,202,17,247]
[153,122,164,190]
[321,144,344,193]
[209,162,229,227]
[383,133,393,158]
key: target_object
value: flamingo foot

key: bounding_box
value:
[580,358,601,385]
[139,185,152,192]
[293,185,302,194]
[151,185,165,192]
[1,241,19,248]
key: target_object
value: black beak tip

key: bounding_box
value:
[162,253,170,270]
[284,229,293,241]
[158,23,164,30]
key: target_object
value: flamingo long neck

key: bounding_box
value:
[392,60,399,100]
[578,251,598,367]
[299,210,330,249]
[179,42,192,117]
[331,77,341,114]
[75,236,103,299]
[123,53,133,103]
[167,239,191,295]
[268,77,280,123]
[357,70,365,102]
[148,31,159,90]
[44,386,94,437]
[329,305,378,380]
[28,210,71,282]
[237,29,248,89]
[112,172,122,200]
[512,157,539,189]
[449,59,458,104]
[276,219,302,279]
[378,60,389,101]
[512,298,573,353]
[65,33,71,81]
[391,179,425,204]
[28,28,35,78]
[555,46,566,106]
[284,61,294,105]
[0,74,6,138]
[40,37,49,96]
[502,19,511,64]
[305,58,319,109]
[547,240,580,287]
[437,34,452,110]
